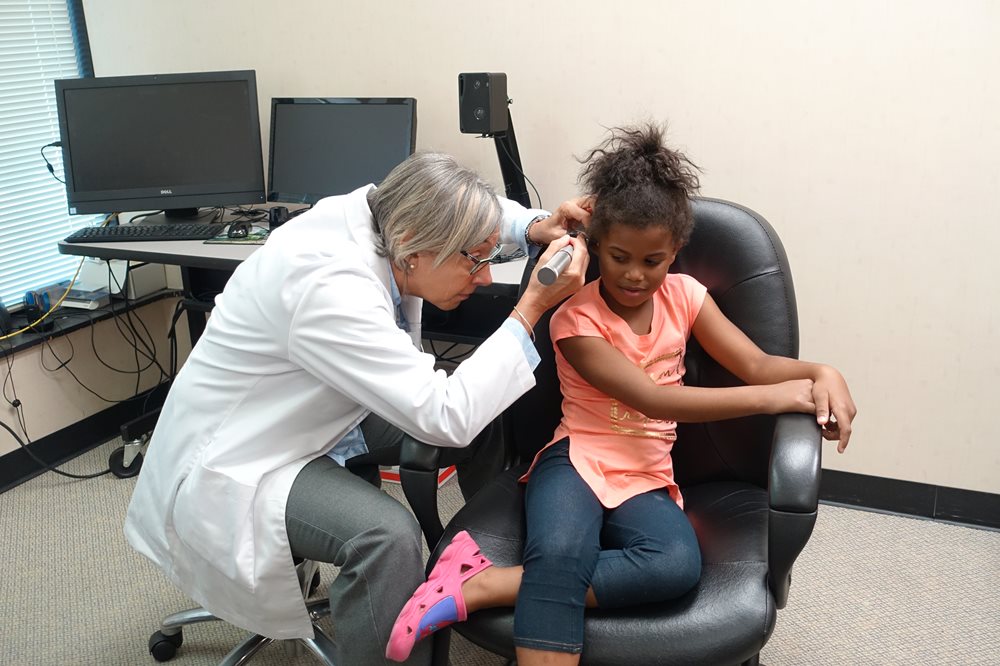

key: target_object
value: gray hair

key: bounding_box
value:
[367,152,502,269]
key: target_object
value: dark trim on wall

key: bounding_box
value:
[820,469,1000,530]
[0,384,168,493]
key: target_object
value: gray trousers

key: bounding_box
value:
[285,415,502,665]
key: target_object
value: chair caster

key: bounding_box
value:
[148,629,183,662]
[109,445,143,478]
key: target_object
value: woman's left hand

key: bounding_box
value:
[811,366,857,453]
[528,197,593,245]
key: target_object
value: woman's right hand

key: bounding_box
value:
[515,234,590,325]
[763,379,817,415]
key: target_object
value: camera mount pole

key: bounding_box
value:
[490,108,531,209]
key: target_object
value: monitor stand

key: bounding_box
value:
[164,208,200,219]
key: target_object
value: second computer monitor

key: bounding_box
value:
[267,97,416,205]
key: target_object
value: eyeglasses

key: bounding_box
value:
[460,242,504,275]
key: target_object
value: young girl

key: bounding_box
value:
[386,124,857,665]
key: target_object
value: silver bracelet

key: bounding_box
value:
[511,306,535,342]
[524,215,547,248]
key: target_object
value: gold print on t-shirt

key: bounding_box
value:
[644,349,684,382]
[609,400,678,439]
[608,348,684,439]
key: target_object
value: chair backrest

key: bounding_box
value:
[506,197,799,489]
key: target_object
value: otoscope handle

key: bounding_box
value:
[537,245,574,285]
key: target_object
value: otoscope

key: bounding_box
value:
[537,244,575,285]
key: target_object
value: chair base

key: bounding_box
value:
[149,598,335,665]
[148,559,336,665]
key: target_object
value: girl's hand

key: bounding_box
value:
[812,366,857,453]
[764,379,817,415]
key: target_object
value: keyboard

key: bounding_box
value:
[64,223,226,243]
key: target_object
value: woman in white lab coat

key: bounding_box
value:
[124,152,590,665]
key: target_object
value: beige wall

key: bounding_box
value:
[0,299,189,457]
[59,0,1000,493]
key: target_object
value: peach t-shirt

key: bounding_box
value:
[522,273,707,509]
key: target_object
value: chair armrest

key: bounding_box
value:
[769,412,822,512]
[767,412,822,608]
[398,435,445,552]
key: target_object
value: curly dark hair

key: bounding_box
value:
[578,123,701,247]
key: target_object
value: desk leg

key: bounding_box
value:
[179,266,233,344]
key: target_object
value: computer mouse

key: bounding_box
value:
[227,221,251,239]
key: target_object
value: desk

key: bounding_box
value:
[59,238,254,343]
[58,237,528,345]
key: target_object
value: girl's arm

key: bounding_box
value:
[558,293,857,451]
[691,294,857,451]
[557,337,817,424]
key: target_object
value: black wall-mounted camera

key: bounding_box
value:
[458,72,509,135]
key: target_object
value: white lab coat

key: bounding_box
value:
[125,186,539,639]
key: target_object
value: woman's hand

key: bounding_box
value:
[527,197,593,245]
[811,366,857,453]
[515,234,590,326]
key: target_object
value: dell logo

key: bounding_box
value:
[160,189,173,194]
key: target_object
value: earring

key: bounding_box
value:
[409,264,415,270]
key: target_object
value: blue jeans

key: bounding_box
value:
[513,439,702,654]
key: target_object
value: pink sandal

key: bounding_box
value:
[385,530,493,662]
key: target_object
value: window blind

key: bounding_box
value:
[0,0,97,308]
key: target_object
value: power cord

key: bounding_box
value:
[0,211,118,343]
[107,262,173,412]
[2,338,110,479]
[40,141,64,184]
[0,418,110,480]
[64,307,158,376]
[497,138,543,210]
[227,205,268,222]
[0,256,181,481]
[108,262,169,377]
[0,258,86,342]
[34,260,172,405]
[127,211,163,224]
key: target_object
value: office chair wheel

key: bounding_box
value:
[109,446,143,478]
[148,629,183,662]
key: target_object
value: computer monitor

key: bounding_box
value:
[267,97,417,205]
[54,70,266,217]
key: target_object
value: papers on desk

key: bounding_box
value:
[47,257,122,308]
[204,227,269,245]
[40,281,110,310]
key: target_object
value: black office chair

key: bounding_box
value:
[400,197,823,665]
